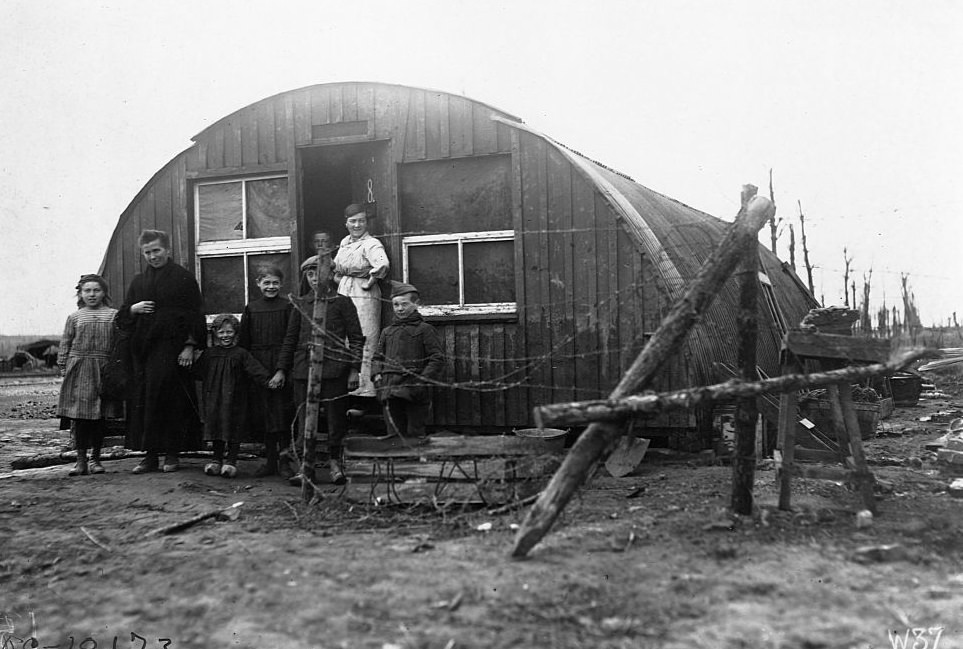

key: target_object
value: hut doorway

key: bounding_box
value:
[298,141,391,258]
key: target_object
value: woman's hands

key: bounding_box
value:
[268,370,286,390]
[177,346,194,367]
[361,277,376,291]
[130,300,155,315]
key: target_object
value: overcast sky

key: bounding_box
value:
[1,0,960,335]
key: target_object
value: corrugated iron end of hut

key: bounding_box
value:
[98,82,818,448]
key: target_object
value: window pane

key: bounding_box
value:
[201,256,245,314]
[198,182,243,242]
[399,155,512,235]
[247,253,293,303]
[247,178,290,238]
[408,244,459,305]
[463,240,515,304]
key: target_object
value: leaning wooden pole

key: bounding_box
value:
[512,185,775,557]
[535,350,933,427]
[731,232,760,515]
[301,251,331,503]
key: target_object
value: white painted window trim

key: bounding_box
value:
[402,230,516,316]
[194,175,291,310]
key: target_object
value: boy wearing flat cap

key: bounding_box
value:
[278,253,363,484]
[372,281,444,441]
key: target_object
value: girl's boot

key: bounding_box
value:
[69,448,89,476]
[89,446,105,474]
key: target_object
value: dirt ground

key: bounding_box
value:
[1,372,962,649]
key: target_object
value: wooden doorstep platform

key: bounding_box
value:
[340,434,564,506]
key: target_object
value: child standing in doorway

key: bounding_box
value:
[372,282,444,442]
[197,314,275,478]
[57,274,124,476]
[238,264,293,477]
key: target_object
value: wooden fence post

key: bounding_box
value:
[301,251,331,503]
[731,226,759,515]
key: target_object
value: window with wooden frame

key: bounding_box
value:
[399,155,516,316]
[194,175,292,315]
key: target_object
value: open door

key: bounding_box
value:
[298,141,391,259]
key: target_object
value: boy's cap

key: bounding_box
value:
[300,255,319,272]
[390,281,419,299]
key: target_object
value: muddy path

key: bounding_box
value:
[1,374,962,648]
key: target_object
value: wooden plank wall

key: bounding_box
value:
[98,82,658,430]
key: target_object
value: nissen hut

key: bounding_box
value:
[99,81,817,443]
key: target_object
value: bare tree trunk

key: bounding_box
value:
[768,169,779,254]
[512,185,775,558]
[859,270,873,335]
[788,223,796,271]
[798,200,815,296]
[842,247,852,307]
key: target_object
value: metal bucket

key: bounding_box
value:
[513,428,567,453]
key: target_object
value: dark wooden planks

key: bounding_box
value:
[344,433,564,458]
[784,331,891,363]
[433,324,455,425]
[342,83,358,122]
[509,128,528,420]
[224,116,242,168]
[472,104,498,155]
[448,95,473,158]
[170,158,189,264]
[405,89,427,161]
[490,323,507,427]
[545,146,575,402]
[571,170,600,399]
[518,132,550,414]
[206,124,225,169]
[425,91,449,159]
[356,84,375,127]
[293,89,312,146]
[256,100,276,165]
[310,85,330,127]
[241,108,258,166]
[153,170,174,246]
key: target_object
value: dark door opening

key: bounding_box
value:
[298,140,391,258]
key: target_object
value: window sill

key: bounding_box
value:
[422,311,518,324]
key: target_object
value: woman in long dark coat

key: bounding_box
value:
[116,229,206,473]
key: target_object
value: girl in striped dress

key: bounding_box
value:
[57,274,123,476]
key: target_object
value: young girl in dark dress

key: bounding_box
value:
[197,314,275,478]
[56,274,123,476]
[238,264,293,476]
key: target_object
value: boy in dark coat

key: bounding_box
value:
[278,255,364,485]
[372,282,444,442]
